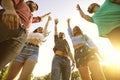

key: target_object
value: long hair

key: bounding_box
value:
[73,26,83,36]
[33,27,43,33]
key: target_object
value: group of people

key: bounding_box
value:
[0,0,120,80]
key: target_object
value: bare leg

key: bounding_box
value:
[108,27,120,53]
[18,59,36,80]
[78,66,92,80]
[88,60,106,80]
[6,61,23,80]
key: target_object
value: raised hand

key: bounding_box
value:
[41,12,51,20]
[48,16,52,21]
[76,4,81,11]
[67,18,70,27]
[54,18,58,25]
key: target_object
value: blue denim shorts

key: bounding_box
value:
[14,43,39,63]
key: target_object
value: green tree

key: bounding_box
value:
[0,66,9,80]
[71,70,82,80]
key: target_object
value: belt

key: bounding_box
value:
[55,54,68,59]
[25,42,39,47]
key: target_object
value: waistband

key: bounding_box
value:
[75,45,88,51]
[55,54,68,59]
[25,42,39,47]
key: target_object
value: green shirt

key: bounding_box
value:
[92,0,120,37]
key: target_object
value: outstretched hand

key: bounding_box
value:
[67,18,70,23]
[2,10,20,29]
[41,12,51,20]
[76,4,81,10]
[48,16,52,21]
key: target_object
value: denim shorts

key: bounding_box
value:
[74,45,99,68]
[14,43,39,63]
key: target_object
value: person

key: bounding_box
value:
[51,18,75,80]
[67,18,106,80]
[5,16,51,80]
[76,1,120,53]
[0,0,50,70]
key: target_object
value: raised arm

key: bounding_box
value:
[67,18,71,28]
[1,0,20,29]
[54,18,58,35]
[40,12,51,21]
[32,12,51,23]
[43,16,51,35]
[67,18,73,37]
[76,4,92,22]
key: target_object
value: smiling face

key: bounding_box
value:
[59,32,65,39]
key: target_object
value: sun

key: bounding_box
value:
[98,43,120,67]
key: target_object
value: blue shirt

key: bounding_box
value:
[68,27,97,48]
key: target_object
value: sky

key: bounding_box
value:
[29,0,110,77]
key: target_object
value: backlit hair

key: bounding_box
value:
[73,26,83,36]
[87,3,100,14]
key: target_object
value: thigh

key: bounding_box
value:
[61,58,71,80]
[6,61,23,80]
[88,60,106,80]
[0,40,24,70]
[78,66,92,80]
[18,59,36,80]
[108,27,120,52]
[51,56,61,80]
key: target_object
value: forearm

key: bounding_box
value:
[54,25,58,35]
[67,21,70,28]
[68,52,75,63]
[41,12,51,21]
[44,19,49,32]
[1,0,15,10]
[78,10,92,22]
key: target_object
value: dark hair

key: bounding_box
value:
[87,3,100,14]
[33,27,43,33]
[26,1,38,11]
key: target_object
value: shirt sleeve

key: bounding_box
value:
[32,16,41,23]
[65,39,71,53]
[67,27,72,38]
[85,35,98,49]
[54,35,58,43]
